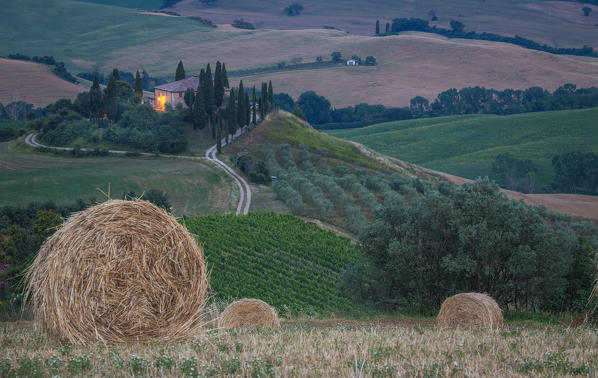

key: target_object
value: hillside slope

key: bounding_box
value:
[329,107,598,187]
[0,59,84,107]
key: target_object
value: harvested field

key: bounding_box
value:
[236,33,598,107]
[0,59,84,107]
[172,0,598,49]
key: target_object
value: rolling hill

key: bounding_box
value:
[328,107,598,189]
[0,59,84,107]
[3,0,598,109]
[172,0,598,49]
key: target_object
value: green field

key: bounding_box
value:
[329,108,598,187]
[0,0,207,72]
[0,141,235,216]
[186,213,359,314]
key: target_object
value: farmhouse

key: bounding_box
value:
[346,59,359,66]
[149,76,199,111]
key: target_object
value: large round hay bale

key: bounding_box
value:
[26,200,208,344]
[437,293,503,329]
[218,298,279,329]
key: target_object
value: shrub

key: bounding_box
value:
[231,19,255,29]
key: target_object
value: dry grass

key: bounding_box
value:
[0,59,84,107]
[25,200,209,345]
[236,33,598,107]
[218,299,280,329]
[0,319,596,376]
[173,0,598,49]
[437,293,504,329]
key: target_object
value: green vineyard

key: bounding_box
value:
[185,213,360,315]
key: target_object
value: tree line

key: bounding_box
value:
[5,53,78,83]
[280,84,598,128]
[376,17,598,58]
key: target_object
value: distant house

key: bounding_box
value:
[149,76,199,111]
[346,59,359,66]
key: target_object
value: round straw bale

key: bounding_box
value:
[26,200,208,344]
[218,298,279,329]
[437,292,503,329]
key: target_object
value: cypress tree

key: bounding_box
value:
[268,81,274,108]
[184,88,195,108]
[244,90,250,128]
[134,70,143,104]
[216,116,222,153]
[175,60,186,81]
[385,22,390,33]
[261,82,268,115]
[112,68,120,81]
[214,61,224,107]
[251,86,257,124]
[226,88,237,143]
[221,63,229,88]
[89,75,103,117]
[204,63,215,138]
[193,87,207,138]
[237,80,245,127]
[376,20,380,34]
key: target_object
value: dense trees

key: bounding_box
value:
[492,153,537,192]
[380,17,598,58]
[341,179,597,312]
[364,56,376,66]
[551,152,598,194]
[331,51,343,63]
[296,91,331,124]
[284,3,303,15]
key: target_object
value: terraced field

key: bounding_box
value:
[185,212,359,314]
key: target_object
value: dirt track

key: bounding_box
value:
[424,168,598,222]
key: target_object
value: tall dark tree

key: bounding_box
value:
[244,89,250,128]
[261,82,269,116]
[221,63,229,88]
[226,88,237,143]
[251,86,257,124]
[184,88,195,108]
[89,75,103,117]
[376,20,380,34]
[214,61,224,107]
[111,68,120,81]
[268,81,274,108]
[216,116,222,153]
[204,63,215,138]
[237,80,245,127]
[385,22,390,33]
[175,60,186,81]
[134,70,143,104]
[193,87,207,138]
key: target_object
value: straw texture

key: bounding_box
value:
[437,292,503,329]
[26,200,208,344]
[218,298,279,329]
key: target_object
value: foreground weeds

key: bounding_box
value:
[1,320,597,376]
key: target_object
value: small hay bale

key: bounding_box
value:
[437,292,503,329]
[26,200,208,344]
[218,298,279,329]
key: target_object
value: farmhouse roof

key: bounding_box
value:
[155,76,199,93]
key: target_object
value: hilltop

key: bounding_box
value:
[0,59,84,107]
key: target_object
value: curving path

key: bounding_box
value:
[25,132,252,215]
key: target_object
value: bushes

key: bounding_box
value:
[343,179,598,312]
[231,19,255,29]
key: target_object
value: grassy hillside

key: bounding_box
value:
[0,0,207,73]
[221,113,437,233]
[174,0,598,49]
[186,213,359,314]
[0,141,235,216]
[329,107,598,188]
[0,59,84,107]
